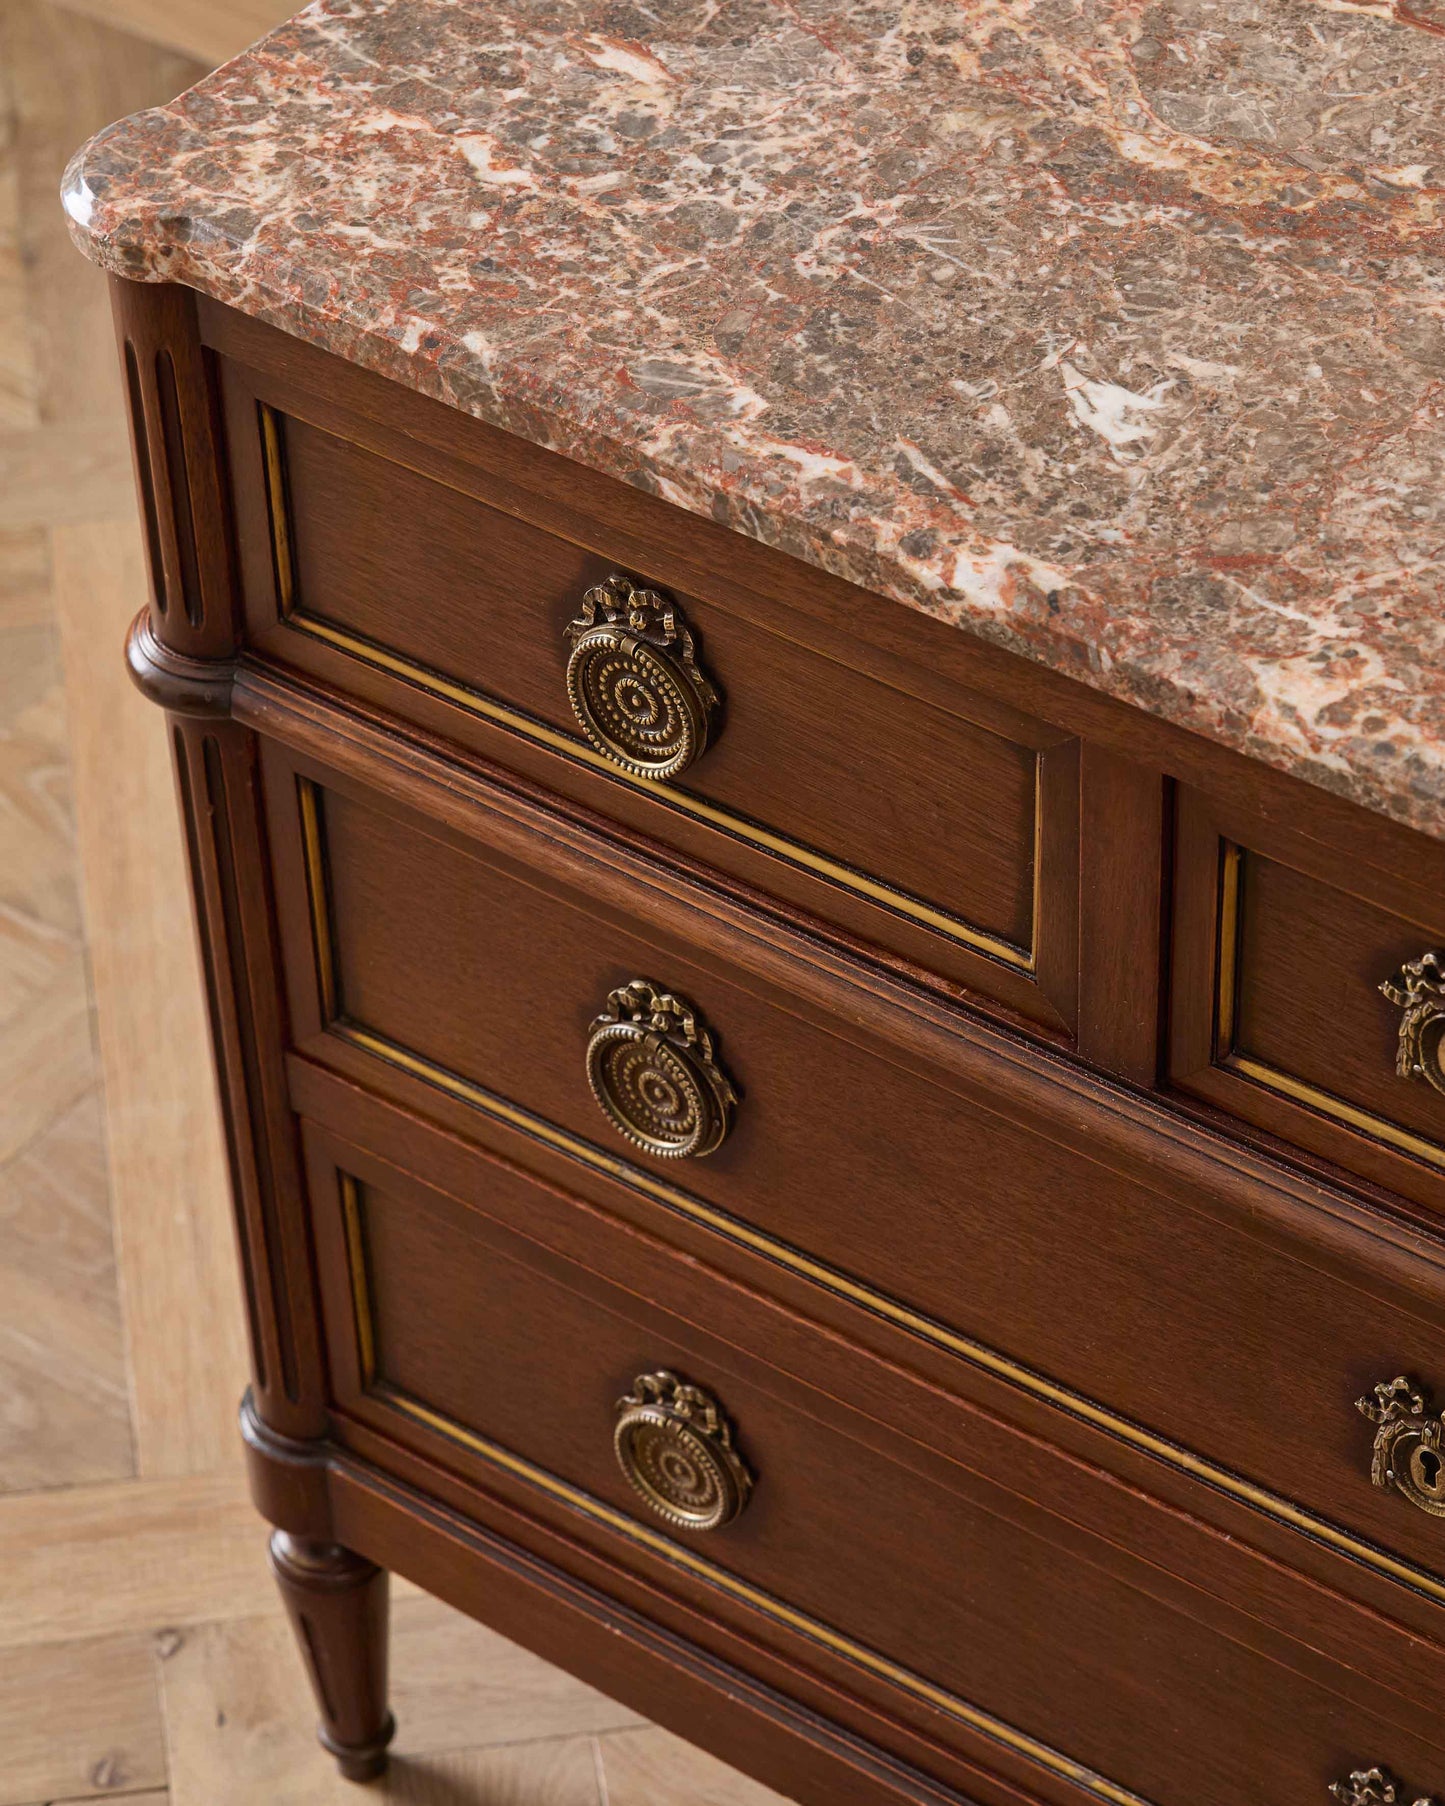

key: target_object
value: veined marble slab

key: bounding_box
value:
[64,0,1445,832]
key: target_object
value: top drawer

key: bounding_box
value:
[219,348,1090,1036]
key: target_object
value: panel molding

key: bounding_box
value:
[1215,843,1445,1174]
[260,404,1041,974]
[330,1166,1151,1806]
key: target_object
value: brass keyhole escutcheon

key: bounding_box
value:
[1409,1442,1445,1503]
[585,979,737,1160]
[1358,1377,1445,1517]
[564,574,720,781]
[614,1370,753,1531]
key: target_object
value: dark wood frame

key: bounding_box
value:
[112,270,1445,1805]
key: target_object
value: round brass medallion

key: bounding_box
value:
[585,980,736,1159]
[614,1371,753,1531]
[566,630,710,780]
[563,575,719,782]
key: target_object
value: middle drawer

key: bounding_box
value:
[259,728,1445,1612]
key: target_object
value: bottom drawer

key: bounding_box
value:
[301,1112,1445,1806]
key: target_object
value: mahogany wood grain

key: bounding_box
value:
[108,272,1445,1806]
[293,1098,1445,1718]
[296,1126,1445,1806]
[1238,858,1444,1137]
[259,745,1445,1589]
[290,1054,1445,1677]
[311,1434,1062,1806]
[275,412,1042,952]
[241,660,1445,1334]
[109,277,233,658]
[1077,744,1166,1085]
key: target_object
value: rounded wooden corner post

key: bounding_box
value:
[108,275,394,1760]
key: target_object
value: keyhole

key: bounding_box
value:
[1411,1444,1445,1496]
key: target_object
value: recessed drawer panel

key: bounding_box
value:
[225,368,1083,1031]
[262,742,1445,1607]
[300,1118,1445,1806]
[279,414,1041,954]
[1170,785,1445,1213]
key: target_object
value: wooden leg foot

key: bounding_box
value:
[320,1722,396,1784]
[268,1531,395,1783]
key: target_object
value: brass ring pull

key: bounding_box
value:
[1358,1377,1445,1516]
[586,979,737,1159]
[564,575,719,780]
[614,1370,753,1531]
[1332,1768,1442,1806]
[1380,953,1445,1094]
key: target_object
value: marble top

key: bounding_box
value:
[64,0,1445,835]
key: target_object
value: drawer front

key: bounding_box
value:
[301,1117,1445,1806]
[224,363,1083,1030]
[1170,786,1445,1213]
[261,741,1445,1604]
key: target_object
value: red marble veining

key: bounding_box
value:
[63,0,1445,833]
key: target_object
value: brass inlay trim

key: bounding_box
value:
[297,777,338,1020]
[259,409,1037,971]
[294,780,1445,1610]
[1214,841,1242,1056]
[341,1019,1445,1613]
[1213,845,1445,1173]
[338,1172,375,1385]
[292,607,1036,967]
[374,1390,1149,1806]
[1228,1058,1445,1172]
[259,403,296,615]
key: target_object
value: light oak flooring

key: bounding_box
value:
[0,4,792,1798]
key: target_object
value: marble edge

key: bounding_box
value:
[61,109,1445,845]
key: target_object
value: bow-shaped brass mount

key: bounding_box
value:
[1331,1768,1442,1806]
[1380,952,1445,1094]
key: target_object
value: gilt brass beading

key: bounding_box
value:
[1381,952,1445,1095]
[1358,1377,1445,1516]
[614,1370,753,1531]
[564,574,719,780]
[585,979,737,1159]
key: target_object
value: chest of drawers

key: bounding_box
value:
[67,3,1445,1802]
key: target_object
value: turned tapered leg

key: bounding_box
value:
[268,1531,396,1781]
